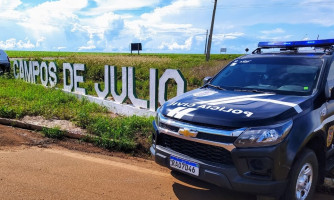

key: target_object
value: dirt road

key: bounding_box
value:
[0,124,333,200]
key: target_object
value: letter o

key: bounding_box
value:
[158,69,187,105]
[40,62,49,86]
[232,110,243,114]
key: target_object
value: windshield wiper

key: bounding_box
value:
[205,83,226,91]
[234,88,275,94]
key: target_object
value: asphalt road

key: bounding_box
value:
[0,125,333,200]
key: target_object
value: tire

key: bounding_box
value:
[283,148,318,200]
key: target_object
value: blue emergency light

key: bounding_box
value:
[258,39,334,48]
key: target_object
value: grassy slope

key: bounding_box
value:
[0,77,153,153]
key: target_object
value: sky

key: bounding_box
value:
[1,0,334,54]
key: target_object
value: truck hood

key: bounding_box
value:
[161,88,311,128]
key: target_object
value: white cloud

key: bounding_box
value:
[57,47,67,50]
[0,39,17,49]
[214,32,245,41]
[78,40,96,51]
[141,0,202,24]
[17,40,35,49]
[117,0,208,52]
[17,0,88,38]
[78,45,96,51]
[75,12,124,41]
[36,37,46,47]
[258,35,294,41]
[261,28,285,35]
[0,38,36,49]
[1,0,334,53]
[0,0,22,20]
[81,0,160,16]
[159,37,193,50]
[0,0,21,8]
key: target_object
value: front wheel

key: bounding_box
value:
[283,148,318,200]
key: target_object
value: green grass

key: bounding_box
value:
[43,127,65,139]
[0,77,154,153]
[7,51,241,100]
[0,76,105,119]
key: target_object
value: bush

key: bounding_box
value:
[43,127,65,139]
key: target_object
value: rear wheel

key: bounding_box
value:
[283,148,318,200]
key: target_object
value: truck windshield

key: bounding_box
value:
[210,57,323,95]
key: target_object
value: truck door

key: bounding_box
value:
[325,60,334,177]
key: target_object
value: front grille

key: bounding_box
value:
[196,132,237,143]
[158,134,234,166]
[160,122,238,143]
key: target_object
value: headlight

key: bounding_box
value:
[234,120,293,148]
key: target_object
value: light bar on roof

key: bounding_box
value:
[258,39,334,48]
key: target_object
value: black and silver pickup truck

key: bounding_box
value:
[151,39,334,200]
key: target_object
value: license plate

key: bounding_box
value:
[170,156,199,176]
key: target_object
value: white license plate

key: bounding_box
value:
[170,156,199,176]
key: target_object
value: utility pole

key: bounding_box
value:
[204,29,208,55]
[206,0,217,61]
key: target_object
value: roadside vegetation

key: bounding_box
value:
[1,51,239,155]
[43,127,65,139]
[0,76,153,154]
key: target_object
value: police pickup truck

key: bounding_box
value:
[151,39,334,200]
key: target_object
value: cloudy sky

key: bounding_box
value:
[0,0,334,53]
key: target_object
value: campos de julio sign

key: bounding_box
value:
[12,60,187,111]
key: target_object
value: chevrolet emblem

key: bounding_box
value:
[178,128,198,138]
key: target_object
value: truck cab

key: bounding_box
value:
[151,39,334,200]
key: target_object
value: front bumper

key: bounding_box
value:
[151,144,287,196]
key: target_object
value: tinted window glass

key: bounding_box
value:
[210,57,322,95]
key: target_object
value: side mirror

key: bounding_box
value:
[203,76,212,85]
[325,81,334,99]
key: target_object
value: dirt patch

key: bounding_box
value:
[0,123,143,159]
[0,126,29,147]
[0,125,50,150]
